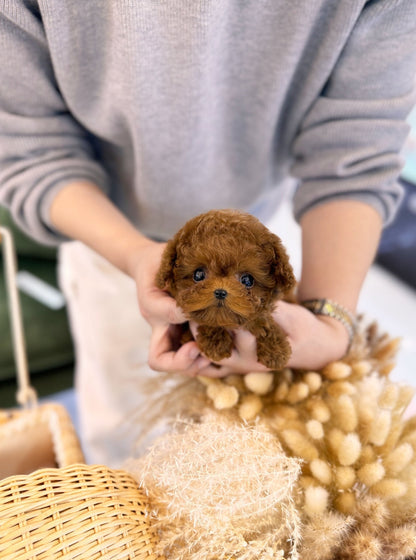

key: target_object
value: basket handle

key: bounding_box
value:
[0,226,38,408]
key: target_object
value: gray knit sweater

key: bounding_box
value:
[0,0,415,244]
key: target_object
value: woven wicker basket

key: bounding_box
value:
[0,464,159,559]
[0,226,160,559]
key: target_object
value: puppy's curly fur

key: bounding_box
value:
[156,209,296,369]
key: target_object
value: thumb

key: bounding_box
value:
[143,288,187,325]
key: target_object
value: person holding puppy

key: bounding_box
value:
[1,1,415,465]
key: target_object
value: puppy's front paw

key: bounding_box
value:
[257,341,291,370]
[253,321,292,370]
[196,326,233,362]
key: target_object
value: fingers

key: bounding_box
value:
[132,240,206,375]
[140,288,187,325]
[194,328,269,378]
[149,322,268,379]
[148,298,352,378]
[132,240,187,325]
[197,359,269,378]
[148,325,211,375]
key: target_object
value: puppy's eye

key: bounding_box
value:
[193,268,206,282]
[240,273,254,288]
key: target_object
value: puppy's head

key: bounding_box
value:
[156,210,295,327]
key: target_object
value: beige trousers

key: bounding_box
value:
[58,241,159,467]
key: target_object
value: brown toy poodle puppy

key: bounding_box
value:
[156,209,296,370]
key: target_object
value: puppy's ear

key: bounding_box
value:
[155,237,178,291]
[264,233,296,294]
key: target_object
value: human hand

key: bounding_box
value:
[127,239,211,376]
[194,301,350,378]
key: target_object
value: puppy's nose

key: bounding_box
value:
[214,288,228,300]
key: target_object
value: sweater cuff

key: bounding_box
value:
[293,184,405,228]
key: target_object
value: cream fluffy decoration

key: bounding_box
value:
[125,417,302,560]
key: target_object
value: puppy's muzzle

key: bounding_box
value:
[214,288,228,300]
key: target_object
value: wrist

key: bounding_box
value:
[316,314,350,354]
[300,298,356,352]
[121,235,160,278]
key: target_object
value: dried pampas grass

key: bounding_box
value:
[196,322,416,516]
[127,319,416,560]
[125,417,302,560]
[299,512,354,560]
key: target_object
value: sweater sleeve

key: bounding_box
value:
[292,0,416,226]
[0,2,109,245]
